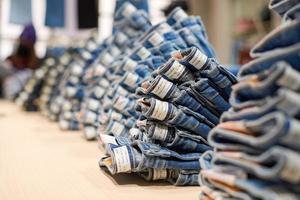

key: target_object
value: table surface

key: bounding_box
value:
[0,101,199,200]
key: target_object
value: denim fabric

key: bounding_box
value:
[135,22,173,46]
[99,141,202,174]
[114,2,152,32]
[105,120,129,137]
[148,42,180,60]
[166,7,189,27]
[232,62,300,103]
[212,146,300,184]
[114,0,149,15]
[239,43,300,77]
[112,95,140,118]
[142,30,187,50]
[210,112,300,153]
[137,120,211,152]
[139,168,199,186]
[117,72,143,92]
[199,169,299,200]
[167,12,215,57]
[136,75,219,124]
[178,47,237,100]
[153,58,196,84]
[59,119,81,130]
[184,79,231,114]
[283,3,300,21]
[199,185,233,200]
[227,88,300,118]
[130,46,153,61]
[138,56,166,71]
[137,98,214,138]
[250,20,300,57]
[269,0,300,17]
[177,27,203,49]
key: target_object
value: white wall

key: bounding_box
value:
[0,0,171,59]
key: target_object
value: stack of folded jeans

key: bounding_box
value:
[95,4,237,186]
[199,1,300,199]
[14,52,62,111]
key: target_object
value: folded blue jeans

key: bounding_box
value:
[136,75,219,124]
[137,120,211,152]
[239,43,300,77]
[199,168,299,200]
[269,0,300,17]
[99,140,202,174]
[139,168,199,186]
[250,20,300,57]
[231,61,300,103]
[212,146,300,184]
[283,3,300,21]
[137,97,214,138]
[153,58,196,84]
[210,111,300,153]
[227,88,300,118]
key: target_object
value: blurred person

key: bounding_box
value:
[0,24,39,99]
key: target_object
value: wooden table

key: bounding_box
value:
[0,101,199,200]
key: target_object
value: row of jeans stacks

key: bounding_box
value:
[198,0,300,199]
[14,2,237,186]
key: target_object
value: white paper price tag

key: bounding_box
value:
[137,47,151,60]
[124,73,138,88]
[153,169,168,180]
[189,49,207,70]
[100,134,118,145]
[153,124,169,141]
[88,99,100,111]
[148,32,164,46]
[151,100,169,121]
[151,77,173,99]
[165,60,186,80]
[124,59,137,72]
[172,8,188,22]
[110,121,125,136]
[114,96,129,111]
[101,53,113,66]
[114,146,131,173]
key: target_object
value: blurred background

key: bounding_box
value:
[0,0,280,64]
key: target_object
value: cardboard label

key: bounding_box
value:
[151,77,173,99]
[153,124,169,141]
[153,169,168,180]
[172,9,188,22]
[114,146,131,173]
[94,87,105,98]
[165,60,186,80]
[278,66,300,91]
[88,99,100,111]
[85,111,97,124]
[114,96,129,111]
[110,121,125,136]
[124,73,138,88]
[280,149,300,183]
[189,49,207,70]
[100,134,118,145]
[101,53,113,66]
[151,100,169,121]
[122,3,136,17]
[137,47,151,60]
[94,64,106,77]
[148,32,164,46]
[124,59,137,72]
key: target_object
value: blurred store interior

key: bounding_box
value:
[0,0,279,64]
